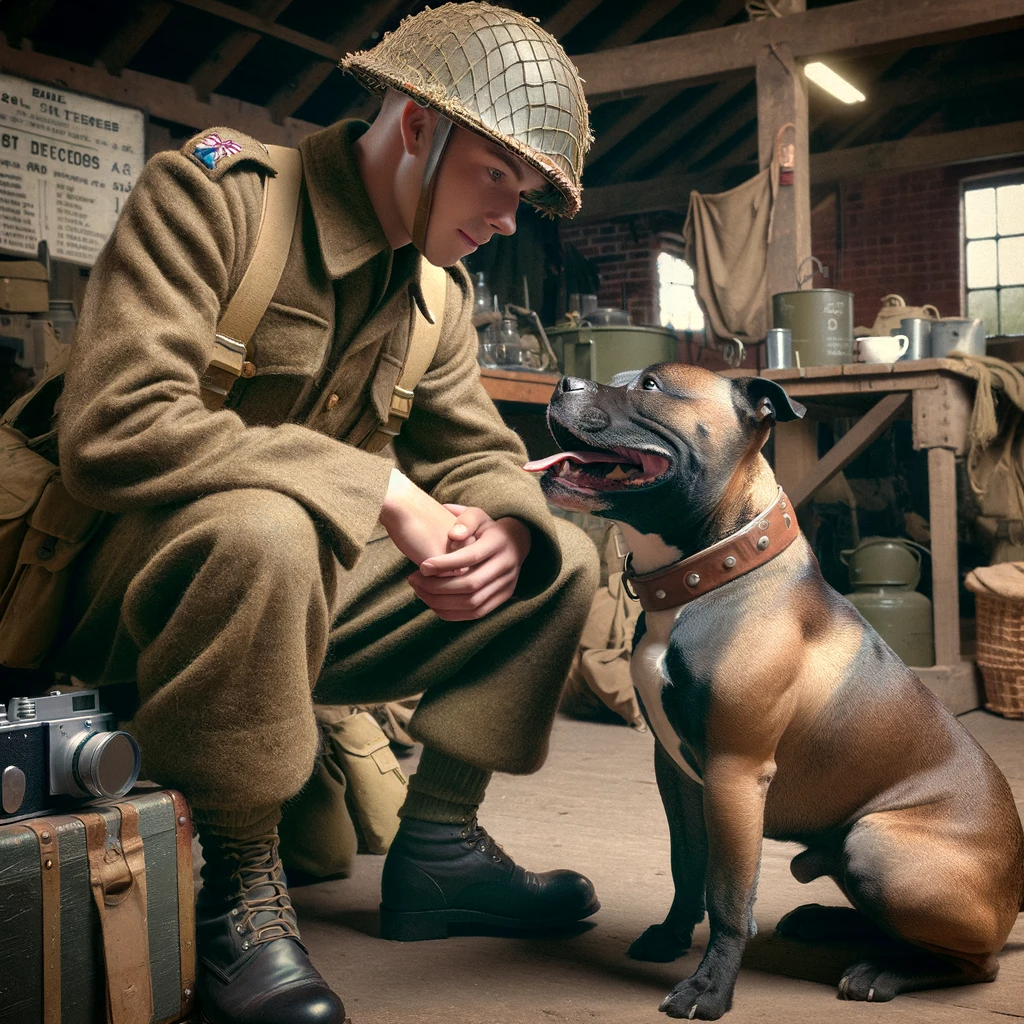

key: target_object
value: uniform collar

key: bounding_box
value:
[300,119,390,280]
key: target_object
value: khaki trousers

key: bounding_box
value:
[55,489,598,834]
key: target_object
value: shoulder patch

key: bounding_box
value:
[182,126,275,181]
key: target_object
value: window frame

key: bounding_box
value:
[960,167,1024,339]
[654,239,704,334]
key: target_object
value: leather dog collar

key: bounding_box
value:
[623,488,797,613]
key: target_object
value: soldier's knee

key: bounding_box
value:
[188,488,322,581]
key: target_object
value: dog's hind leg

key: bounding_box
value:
[834,810,1013,1001]
[628,740,707,963]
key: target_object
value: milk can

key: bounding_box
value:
[841,537,935,667]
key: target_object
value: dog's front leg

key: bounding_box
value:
[660,755,775,1020]
[629,740,708,962]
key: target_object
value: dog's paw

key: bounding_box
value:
[628,923,692,963]
[659,974,733,1020]
[837,960,899,1002]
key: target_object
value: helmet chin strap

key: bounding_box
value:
[411,113,453,258]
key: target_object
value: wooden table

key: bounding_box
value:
[480,360,981,713]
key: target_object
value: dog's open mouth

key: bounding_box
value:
[523,446,671,492]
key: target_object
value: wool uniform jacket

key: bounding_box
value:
[57,119,563,595]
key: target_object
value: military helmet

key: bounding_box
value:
[341,2,592,219]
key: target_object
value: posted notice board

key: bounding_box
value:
[0,72,145,266]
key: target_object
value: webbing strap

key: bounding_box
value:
[201,144,303,410]
[24,820,61,1024]
[77,805,154,1024]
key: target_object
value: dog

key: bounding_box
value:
[525,364,1024,1020]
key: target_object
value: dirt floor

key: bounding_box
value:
[291,709,1024,1024]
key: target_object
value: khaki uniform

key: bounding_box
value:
[52,120,598,835]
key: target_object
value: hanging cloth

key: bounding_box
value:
[683,123,793,345]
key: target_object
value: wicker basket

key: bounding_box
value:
[972,591,1024,719]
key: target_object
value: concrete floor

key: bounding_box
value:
[291,711,1024,1024]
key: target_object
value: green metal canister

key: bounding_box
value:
[545,323,678,384]
[841,537,935,668]
[772,288,854,367]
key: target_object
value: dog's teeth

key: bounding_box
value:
[606,464,629,481]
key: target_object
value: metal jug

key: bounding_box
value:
[840,537,935,667]
[772,257,854,367]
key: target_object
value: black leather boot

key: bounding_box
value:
[379,817,599,941]
[196,829,345,1024]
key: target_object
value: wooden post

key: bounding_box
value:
[756,0,811,326]
[928,446,961,667]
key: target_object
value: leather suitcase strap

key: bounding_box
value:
[77,805,154,1024]
[23,820,61,1024]
[169,790,197,1020]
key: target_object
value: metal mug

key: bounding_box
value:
[766,327,793,369]
[893,318,932,360]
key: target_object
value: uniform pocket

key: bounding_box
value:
[250,301,330,378]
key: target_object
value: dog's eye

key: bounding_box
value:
[641,376,659,391]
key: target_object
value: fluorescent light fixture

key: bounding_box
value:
[804,62,866,104]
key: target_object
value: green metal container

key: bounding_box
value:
[841,537,935,667]
[545,323,678,384]
[772,288,854,367]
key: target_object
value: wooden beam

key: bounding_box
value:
[188,0,295,101]
[592,0,685,51]
[267,0,410,123]
[0,0,57,47]
[98,1,173,74]
[577,168,735,221]
[586,0,749,166]
[757,27,810,333]
[574,0,1024,97]
[579,119,1024,218]
[171,0,339,60]
[542,0,605,41]
[601,77,751,181]
[789,393,909,509]
[0,38,320,148]
[928,446,960,665]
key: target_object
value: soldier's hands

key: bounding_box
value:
[378,469,459,565]
[408,504,532,621]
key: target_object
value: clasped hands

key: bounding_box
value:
[378,468,531,621]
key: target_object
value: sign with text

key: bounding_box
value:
[0,72,145,266]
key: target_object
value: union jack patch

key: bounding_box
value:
[193,132,242,169]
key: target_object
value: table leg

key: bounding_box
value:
[927,447,960,666]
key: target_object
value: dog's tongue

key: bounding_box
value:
[523,451,618,473]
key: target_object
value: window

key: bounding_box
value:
[656,251,705,332]
[963,175,1024,337]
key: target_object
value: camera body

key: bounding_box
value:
[0,689,141,823]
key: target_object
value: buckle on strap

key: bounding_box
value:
[621,551,639,602]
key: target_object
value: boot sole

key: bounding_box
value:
[379,900,600,941]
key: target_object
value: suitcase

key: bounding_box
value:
[0,789,196,1024]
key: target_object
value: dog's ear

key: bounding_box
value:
[732,377,806,423]
[608,369,643,388]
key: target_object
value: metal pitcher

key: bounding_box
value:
[931,318,986,358]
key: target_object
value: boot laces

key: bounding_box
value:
[461,819,506,862]
[222,833,301,946]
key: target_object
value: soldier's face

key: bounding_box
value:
[425,125,547,267]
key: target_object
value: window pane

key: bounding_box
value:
[967,289,999,335]
[1000,287,1024,337]
[965,187,996,239]
[658,252,703,330]
[998,235,1024,286]
[966,238,998,288]
[997,183,1024,236]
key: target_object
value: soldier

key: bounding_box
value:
[48,4,599,1023]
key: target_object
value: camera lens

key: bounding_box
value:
[74,731,141,798]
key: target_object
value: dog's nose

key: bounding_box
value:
[559,376,596,394]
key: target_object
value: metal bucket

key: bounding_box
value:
[545,323,677,384]
[931,318,986,358]
[772,288,854,366]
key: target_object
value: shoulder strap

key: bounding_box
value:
[200,144,303,411]
[361,260,447,452]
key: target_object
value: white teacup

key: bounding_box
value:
[856,334,909,363]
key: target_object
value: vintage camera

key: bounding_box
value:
[0,689,141,822]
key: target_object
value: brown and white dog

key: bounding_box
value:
[526,364,1024,1020]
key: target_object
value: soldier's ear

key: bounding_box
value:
[732,377,805,423]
